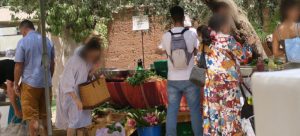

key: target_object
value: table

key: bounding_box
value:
[252,69,300,136]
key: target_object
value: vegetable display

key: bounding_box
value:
[127,107,166,127]
[126,70,164,86]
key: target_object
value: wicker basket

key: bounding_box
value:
[79,78,110,109]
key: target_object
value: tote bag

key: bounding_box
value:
[79,78,110,109]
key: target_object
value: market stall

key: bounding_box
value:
[74,58,203,136]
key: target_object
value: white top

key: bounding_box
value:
[161,27,199,80]
[55,48,92,129]
[251,69,300,136]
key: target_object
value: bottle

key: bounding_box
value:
[256,57,264,72]
[136,59,144,71]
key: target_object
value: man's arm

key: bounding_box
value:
[155,46,166,55]
[156,34,168,55]
[14,62,23,95]
[6,80,22,118]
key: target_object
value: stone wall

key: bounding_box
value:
[104,12,166,69]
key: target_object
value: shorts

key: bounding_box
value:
[21,83,52,121]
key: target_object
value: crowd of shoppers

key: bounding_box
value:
[160,1,299,136]
[0,0,299,136]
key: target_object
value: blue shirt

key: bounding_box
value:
[15,31,54,88]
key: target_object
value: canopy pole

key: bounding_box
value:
[39,0,52,135]
[141,31,145,67]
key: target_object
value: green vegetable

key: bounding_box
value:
[249,59,258,66]
[263,59,269,64]
[126,70,156,86]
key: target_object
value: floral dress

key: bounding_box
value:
[203,32,244,136]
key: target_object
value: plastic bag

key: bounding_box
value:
[0,123,27,136]
[241,116,255,136]
[95,123,125,136]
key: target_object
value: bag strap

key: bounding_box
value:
[242,82,252,95]
[240,82,252,99]
[198,44,207,69]
[240,84,247,99]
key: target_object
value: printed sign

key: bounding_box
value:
[132,15,149,31]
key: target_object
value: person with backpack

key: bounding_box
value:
[159,6,202,136]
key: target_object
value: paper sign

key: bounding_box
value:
[132,15,149,31]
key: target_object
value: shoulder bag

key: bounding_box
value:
[189,45,207,87]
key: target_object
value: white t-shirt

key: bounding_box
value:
[161,27,199,80]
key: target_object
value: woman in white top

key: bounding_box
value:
[55,36,102,136]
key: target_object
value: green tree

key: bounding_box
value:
[4,0,280,56]
[4,0,208,42]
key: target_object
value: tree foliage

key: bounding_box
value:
[3,0,280,42]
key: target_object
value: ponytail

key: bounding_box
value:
[197,25,212,45]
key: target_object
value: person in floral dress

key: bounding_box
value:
[200,14,244,136]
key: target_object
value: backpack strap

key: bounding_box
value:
[181,27,189,34]
[168,27,189,35]
[168,30,175,35]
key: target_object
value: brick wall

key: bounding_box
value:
[105,12,166,69]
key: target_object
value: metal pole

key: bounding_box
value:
[141,31,145,68]
[39,0,52,135]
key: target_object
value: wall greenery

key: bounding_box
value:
[1,0,281,43]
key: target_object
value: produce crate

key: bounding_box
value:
[154,60,168,78]
[178,122,193,136]
[78,112,134,136]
